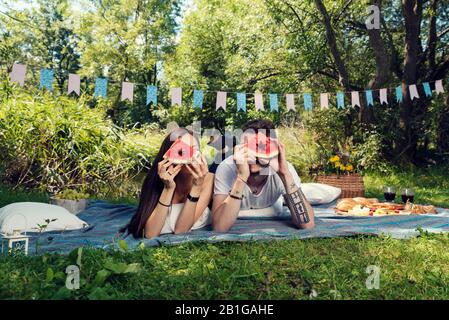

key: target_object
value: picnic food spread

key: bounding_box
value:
[335,197,438,216]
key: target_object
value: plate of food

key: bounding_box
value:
[335,197,438,217]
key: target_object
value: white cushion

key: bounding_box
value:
[0,202,88,234]
[301,183,341,205]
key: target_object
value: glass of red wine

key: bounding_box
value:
[401,188,415,204]
[383,186,396,202]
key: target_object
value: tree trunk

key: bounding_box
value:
[397,0,423,162]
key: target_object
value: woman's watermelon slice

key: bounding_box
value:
[164,139,196,164]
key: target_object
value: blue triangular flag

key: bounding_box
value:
[336,91,345,108]
[146,85,157,106]
[365,90,374,107]
[303,93,312,111]
[423,82,432,97]
[269,94,278,112]
[193,90,203,109]
[237,92,246,112]
[94,78,108,98]
[39,69,53,92]
[395,86,403,103]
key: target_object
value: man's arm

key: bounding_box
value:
[212,176,246,232]
[280,173,315,229]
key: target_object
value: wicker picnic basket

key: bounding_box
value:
[316,173,365,198]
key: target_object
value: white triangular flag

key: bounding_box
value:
[409,84,419,100]
[320,93,329,109]
[286,94,296,111]
[10,63,27,87]
[435,80,444,95]
[171,88,182,106]
[68,74,80,95]
[254,93,264,111]
[351,91,360,107]
[121,82,134,102]
[216,91,227,110]
[379,88,388,105]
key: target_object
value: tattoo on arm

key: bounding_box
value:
[283,188,310,224]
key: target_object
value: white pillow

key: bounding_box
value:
[301,183,341,205]
[0,202,89,234]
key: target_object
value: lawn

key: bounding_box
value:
[0,167,448,300]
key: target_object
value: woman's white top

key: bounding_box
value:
[160,203,211,235]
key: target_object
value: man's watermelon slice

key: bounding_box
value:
[246,133,279,159]
[164,139,196,164]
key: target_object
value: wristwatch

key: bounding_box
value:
[187,194,200,202]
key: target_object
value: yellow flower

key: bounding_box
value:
[339,164,346,171]
[330,155,340,163]
[345,164,354,172]
[334,161,342,168]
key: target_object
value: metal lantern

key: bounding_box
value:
[1,230,30,256]
[1,213,29,256]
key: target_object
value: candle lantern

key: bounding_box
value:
[1,213,29,256]
[1,230,30,256]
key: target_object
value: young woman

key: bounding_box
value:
[122,128,214,239]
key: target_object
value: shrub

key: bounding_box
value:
[0,83,160,197]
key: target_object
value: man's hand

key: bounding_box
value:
[233,144,250,181]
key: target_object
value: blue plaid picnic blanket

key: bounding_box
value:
[29,201,449,254]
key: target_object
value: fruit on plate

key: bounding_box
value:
[164,139,198,164]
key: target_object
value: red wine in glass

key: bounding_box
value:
[383,186,396,202]
[401,188,415,203]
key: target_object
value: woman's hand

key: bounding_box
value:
[158,158,182,189]
[233,144,250,181]
[186,154,209,187]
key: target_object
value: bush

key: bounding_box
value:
[0,83,161,197]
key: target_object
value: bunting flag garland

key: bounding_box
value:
[395,86,403,103]
[39,68,53,92]
[423,82,432,97]
[269,94,279,112]
[286,94,296,111]
[409,84,420,100]
[379,88,388,105]
[5,62,449,115]
[237,92,246,112]
[68,73,80,95]
[94,77,108,98]
[171,87,182,106]
[365,90,374,107]
[303,93,312,111]
[351,91,360,107]
[336,91,345,108]
[193,89,203,109]
[435,80,444,94]
[320,93,329,109]
[121,82,134,102]
[254,93,264,111]
[146,85,157,106]
[10,63,26,87]
[216,91,227,110]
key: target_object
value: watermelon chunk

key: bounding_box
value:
[246,133,280,159]
[164,139,196,164]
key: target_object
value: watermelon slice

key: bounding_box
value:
[164,139,196,164]
[247,133,279,159]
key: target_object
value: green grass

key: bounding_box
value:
[0,166,448,300]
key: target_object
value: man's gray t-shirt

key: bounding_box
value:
[214,156,301,210]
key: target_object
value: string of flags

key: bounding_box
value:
[8,63,448,112]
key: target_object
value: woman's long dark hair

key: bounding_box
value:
[121,128,197,238]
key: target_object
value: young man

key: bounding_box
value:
[212,119,315,232]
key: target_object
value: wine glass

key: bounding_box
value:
[383,186,396,202]
[401,188,415,204]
